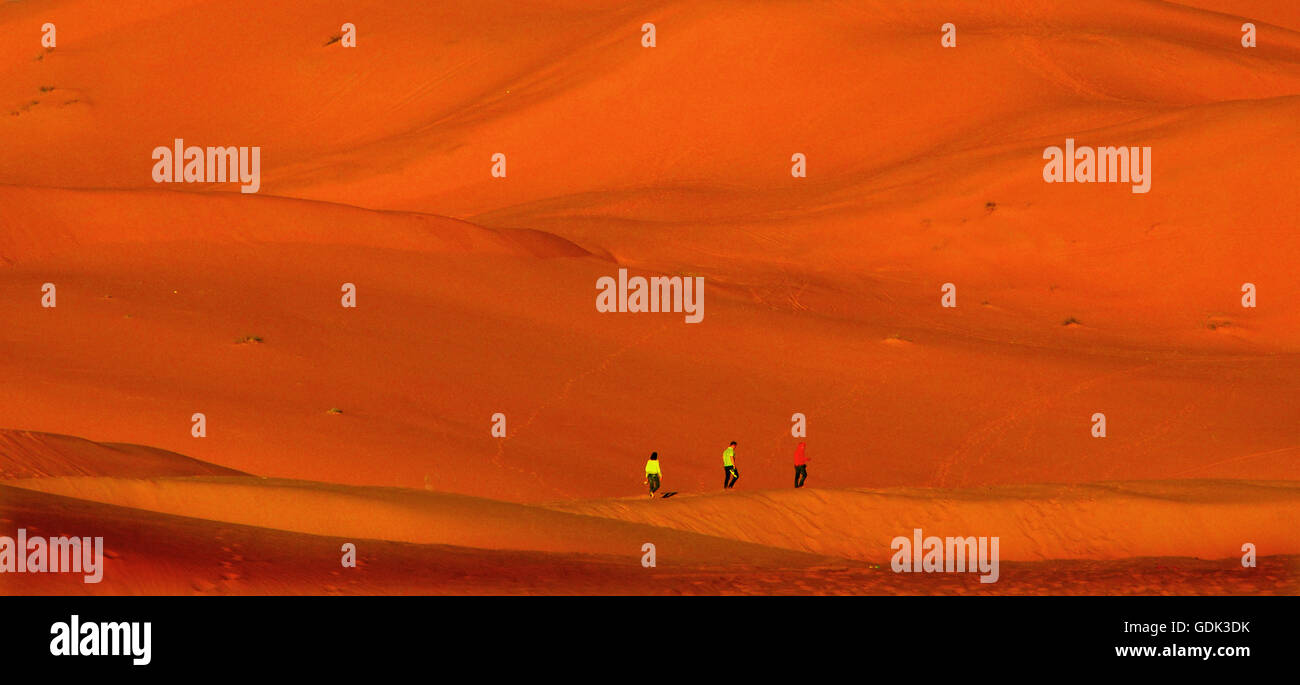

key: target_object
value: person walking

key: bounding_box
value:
[645,452,662,498]
[723,441,740,489]
[793,442,809,488]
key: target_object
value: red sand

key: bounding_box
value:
[1,0,1297,594]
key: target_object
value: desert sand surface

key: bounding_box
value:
[1,1,1297,594]
[8,484,1293,596]
[1,431,1295,595]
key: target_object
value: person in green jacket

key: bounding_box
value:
[723,441,739,489]
[644,452,662,498]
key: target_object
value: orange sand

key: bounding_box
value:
[1,0,1297,594]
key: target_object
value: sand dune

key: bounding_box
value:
[2,1,1295,502]
[4,231,1294,499]
[1,0,1296,594]
[2,484,804,596]
[6,0,1299,208]
[0,185,590,264]
[8,483,1293,595]
[0,428,246,480]
[7,468,1297,564]
[4,472,1296,595]
[1,475,832,568]
[549,481,1300,562]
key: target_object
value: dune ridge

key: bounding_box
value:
[1,429,1295,594]
[0,185,591,264]
[0,474,835,568]
[0,428,246,480]
[5,460,1296,564]
[548,481,1300,562]
[8,483,1293,595]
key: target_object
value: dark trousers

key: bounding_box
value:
[648,474,660,494]
[724,465,739,488]
[794,464,808,488]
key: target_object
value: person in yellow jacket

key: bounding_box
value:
[644,452,662,498]
[723,441,740,489]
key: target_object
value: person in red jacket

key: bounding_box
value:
[793,442,809,488]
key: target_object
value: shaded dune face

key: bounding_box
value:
[0,1,1297,594]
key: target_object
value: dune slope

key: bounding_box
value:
[0,0,1297,595]
[549,481,1300,562]
[0,428,246,480]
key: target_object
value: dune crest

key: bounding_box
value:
[0,429,245,480]
[0,475,832,568]
[548,481,1300,562]
[0,186,590,264]
[7,466,1296,564]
